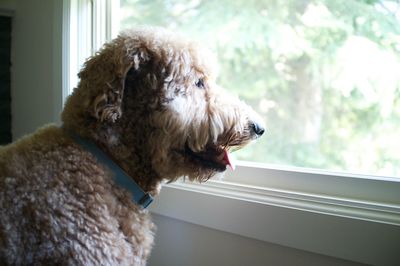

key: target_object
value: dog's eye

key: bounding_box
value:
[195,78,205,89]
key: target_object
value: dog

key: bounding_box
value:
[0,27,265,265]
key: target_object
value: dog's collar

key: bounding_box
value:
[65,129,153,209]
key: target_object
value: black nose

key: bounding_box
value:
[251,122,265,136]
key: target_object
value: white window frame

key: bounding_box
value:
[63,0,119,96]
[62,1,400,265]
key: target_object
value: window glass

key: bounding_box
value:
[119,0,400,177]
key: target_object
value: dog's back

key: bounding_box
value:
[0,125,154,265]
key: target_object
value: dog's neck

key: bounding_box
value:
[100,126,164,196]
[98,139,163,197]
[65,129,154,208]
[63,124,164,197]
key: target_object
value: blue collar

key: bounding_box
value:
[66,130,153,209]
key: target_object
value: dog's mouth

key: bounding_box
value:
[183,143,235,172]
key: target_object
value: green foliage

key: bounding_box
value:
[121,0,400,177]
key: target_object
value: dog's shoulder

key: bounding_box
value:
[0,124,155,264]
[0,125,69,175]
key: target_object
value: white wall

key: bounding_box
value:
[5,2,366,265]
[10,0,63,139]
[149,214,363,266]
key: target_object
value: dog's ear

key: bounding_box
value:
[78,37,149,123]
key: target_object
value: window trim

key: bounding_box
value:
[63,0,119,97]
[63,1,400,265]
[150,163,400,265]
[151,179,400,265]
[172,178,400,226]
[224,161,400,205]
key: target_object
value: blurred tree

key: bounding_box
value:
[121,0,400,177]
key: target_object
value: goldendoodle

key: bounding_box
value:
[0,27,265,265]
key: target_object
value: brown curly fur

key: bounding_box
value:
[0,27,264,265]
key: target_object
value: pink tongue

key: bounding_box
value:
[223,150,235,170]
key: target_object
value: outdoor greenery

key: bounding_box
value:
[120,0,400,177]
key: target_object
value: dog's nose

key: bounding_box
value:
[250,122,265,136]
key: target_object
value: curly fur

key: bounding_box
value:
[0,27,264,265]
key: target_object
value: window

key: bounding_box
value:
[64,0,400,222]
[64,1,400,264]
[116,2,400,264]
[65,0,119,95]
[118,0,400,179]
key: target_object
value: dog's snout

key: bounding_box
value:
[250,122,265,136]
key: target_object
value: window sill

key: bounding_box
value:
[150,166,400,266]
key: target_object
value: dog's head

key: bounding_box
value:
[62,27,265,183]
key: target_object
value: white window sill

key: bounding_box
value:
[150,164,400,266]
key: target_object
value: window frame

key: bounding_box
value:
[63,0,119,96]
[63,1,400,265]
